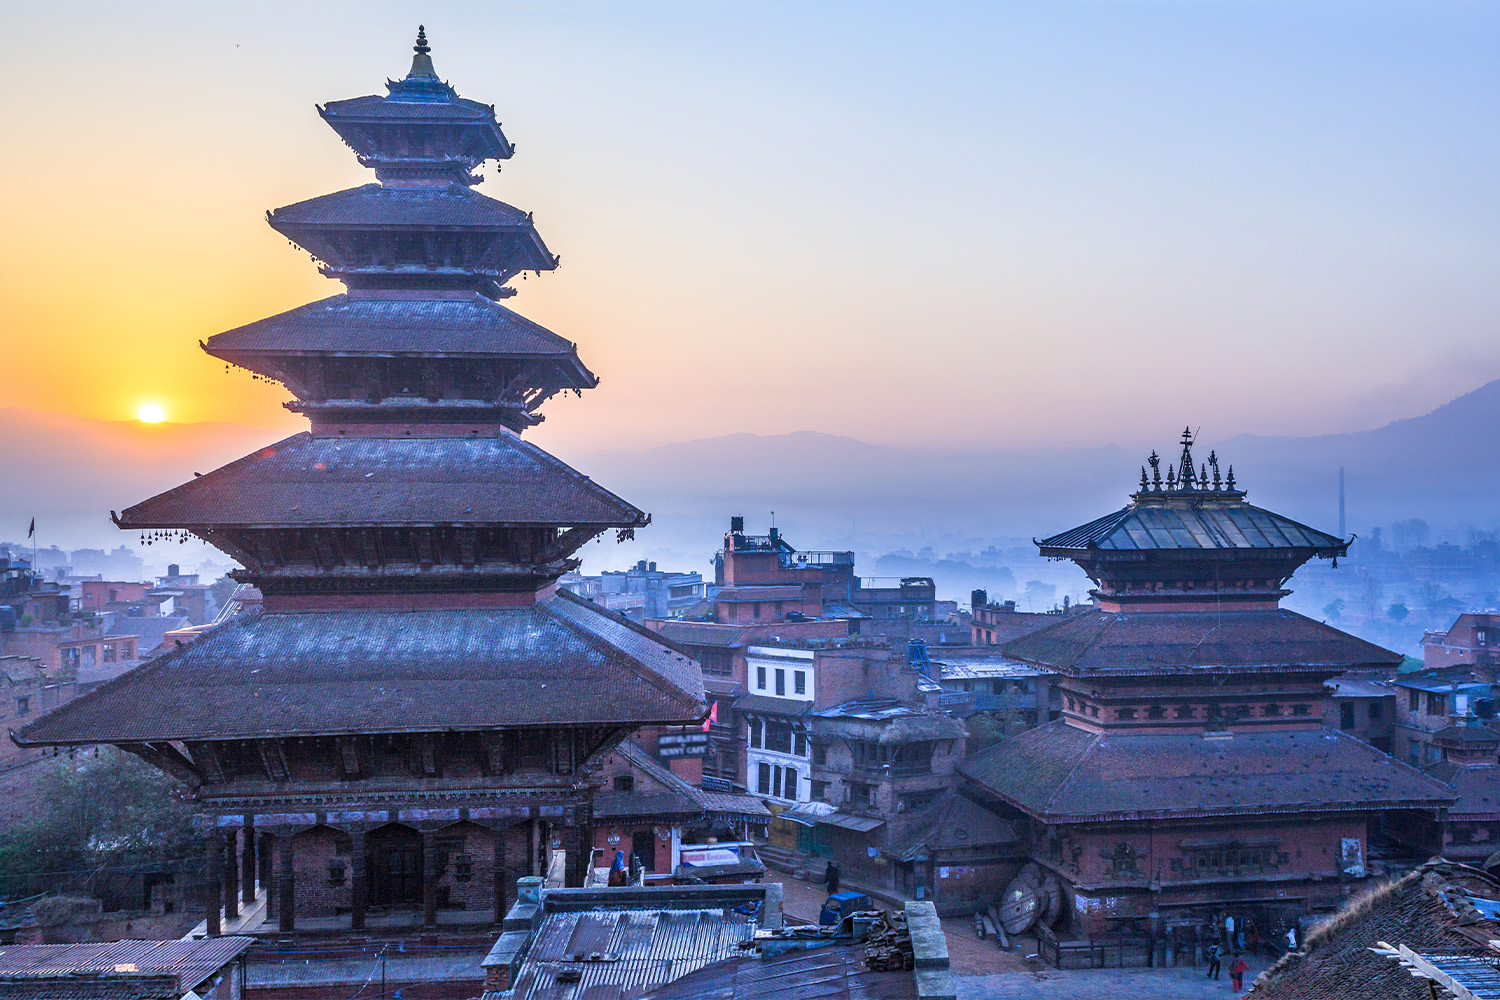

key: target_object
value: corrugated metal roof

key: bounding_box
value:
[0,938,253,992]
[1039,498,1345,553]
[642,941,914,1000]
[115,431,645,529]
[732,694,814,718]
[511,908,756,1000]
[16,593,704,744]
[935,659,1044,680]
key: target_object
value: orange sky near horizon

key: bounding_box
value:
[6,3,1500,456]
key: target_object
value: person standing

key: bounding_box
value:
[824,861,840,896]
[1205,942,1222,980]
[1229,954,1249,992]
[607,850,627,886]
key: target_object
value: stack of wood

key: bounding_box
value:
[863,912,914,972]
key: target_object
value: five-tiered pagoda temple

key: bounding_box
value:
[17,30,705,937]
[962,430,1453,966]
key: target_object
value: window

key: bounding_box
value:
[749,720,762,749]
[697,648,733,677]
[1147,706,1165,720]
[16,697,29,715]
[614,774,635,792]
[783,768,798,800]
[811,779,829,801]
[1116,708,1137,721]
[1480,630,1489,647]
[794,671,806,695]
[757,666,767,690]
[758,762,771,795]
[102,643,116,663]
[1428,693,1447,716]
[1340,703,1355,730]
[901,791,940,812]
[1264,703,1281,717]
[813,743,828,766]
[1409,690,1421,712]
[82,646,96,667]
[1369,702,1382,721]
[327,859,347,887]
[1291,703,1311,716]
[775,669,786,697]
[794,731,807,757]
[453,853,474,882]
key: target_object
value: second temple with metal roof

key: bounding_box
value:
[15,30,706,942]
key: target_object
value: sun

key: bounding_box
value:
[136,402,167,424]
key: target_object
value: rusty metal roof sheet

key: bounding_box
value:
[510,907,757,1000]
[961,722,1455,823]
[14,592,704,744]
[1040,498,1346,554]
[0,938,254,994]
[642,941,915,1000]
[113,432,645,529]
[1002,609,1401,675]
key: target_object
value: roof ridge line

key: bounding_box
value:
[541,592,704,713]
[13,608,262,747]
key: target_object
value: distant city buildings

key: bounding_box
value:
[559,560,704,623]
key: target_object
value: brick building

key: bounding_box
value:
[1422,612,1500,670]
[959,431,1453,967]
[17,30,704,960]
[1391,666,1498,767]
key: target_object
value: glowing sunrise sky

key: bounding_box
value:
[4,1,1500,454]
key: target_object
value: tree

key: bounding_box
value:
[0,747,197,897]
[1323,598,1346,621]
[1387,602,1410,621]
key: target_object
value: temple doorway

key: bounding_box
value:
[369,824,423,908]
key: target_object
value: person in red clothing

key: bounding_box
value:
[1229,954,1250,991]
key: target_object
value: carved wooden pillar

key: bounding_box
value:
[204,833,223,938]
[223,830,239,921]
[277,835,296,933]
[258,832,273,895]
[493,826,509,925]
[350,828,368,931]
[241,820,256,906]
[530,818,541,877]
[422,830,439,928]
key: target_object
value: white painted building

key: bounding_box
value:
[742,645,815,803]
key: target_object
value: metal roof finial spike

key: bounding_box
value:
[406,25,438,78]
[1148,450,1162,490]
[1140,466,1149,492]
[1200,462,1208,489]
[415,25,431,55]
[1226,465,1236,491]
[1167,464,1176,489]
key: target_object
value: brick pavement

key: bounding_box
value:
[956,956,1268,999]
[761,871,1268,998]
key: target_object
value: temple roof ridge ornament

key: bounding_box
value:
[1131,425,1245,502]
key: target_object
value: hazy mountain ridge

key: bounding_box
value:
[4,381,1498,558]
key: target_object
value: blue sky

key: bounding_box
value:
[5,1,1499,451]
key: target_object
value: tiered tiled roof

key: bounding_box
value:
[1002,608,1401,676]
[961,722,1453,823]
[17,592,703,745]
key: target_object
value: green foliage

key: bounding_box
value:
[209,574,238,610]
[1322,598,1345,621]
[964,711,1010,752]
[1387,602,1410,621]
[0,748,197,897]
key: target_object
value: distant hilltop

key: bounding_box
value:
[5,378,1500,552]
